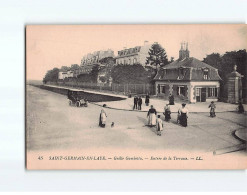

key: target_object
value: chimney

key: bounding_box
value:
[144,40,149,45]
[179,42,190,60]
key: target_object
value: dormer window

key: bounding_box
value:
[203,69,209,80]
[178,68,184,80]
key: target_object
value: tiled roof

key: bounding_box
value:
[163,57,217,69]
[154,57,221,81]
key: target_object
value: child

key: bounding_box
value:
[208,101,216,117]
[156,115,163,136]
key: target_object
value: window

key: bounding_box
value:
[208,87,217,97]
[203,69,209,80]
[196,88,200,96]
[178,68,184,79]
[177,86,186,96]
[157,84,160,93]
[129,59,132,65]
[162,86,166,94]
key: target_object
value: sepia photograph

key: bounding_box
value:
[26,24,247,169]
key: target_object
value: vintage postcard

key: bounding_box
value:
[26,24,247,169]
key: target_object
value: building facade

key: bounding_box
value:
[115,41,152,66]
[154,43,222,103]
[58,70,74,80]
[81,49,114,66]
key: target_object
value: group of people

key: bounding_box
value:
[98,94,245,133]
[163,103,189,127]
[146,105,163,136]
[133,96,143,110]
[133,94,150,110]
[146,103,189,136]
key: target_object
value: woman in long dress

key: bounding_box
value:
[208,101,216,117]
[99,104,107,128]
[156,115,163,136]
[147,105,157,127]
[178,103,188,127]
[169,94,174,105]
[238,102,244,113]
[163,104,171,122]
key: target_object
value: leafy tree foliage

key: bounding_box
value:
[90,64,100,83]
[99,57,116,65]
[99,76,106,83]
[70,64,80,71]
[146,43,169,71]
[111,64,152,84]
[60,66,70,72]
[77,73,93,83]
[43,68,59,84]
[203,49,247,99]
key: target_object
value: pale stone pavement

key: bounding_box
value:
[27,85,246,154]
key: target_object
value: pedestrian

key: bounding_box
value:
[99,104,107,128]
[177,110,181,124]
[178,103,188,127]
[147,105,157,127]
[145,93,150,106]
[156,115,163,136]
[238,102,244,113]
[138,96,142,110]
[208,101,216,117]
[128,90,132,98]
[133,96,138,110]
[163,103,171,122]
[169,94,174,105]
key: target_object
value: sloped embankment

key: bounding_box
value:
[31,84,126,102]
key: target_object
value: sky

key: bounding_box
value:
[26,24,247,80]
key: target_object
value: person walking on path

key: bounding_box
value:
[145,94,150,106]
[163,103,171,122]
[156,115,163,136]
[208,101,216,117]
[238,102,244,113]
[138,96,143,110]
[178,103,188,127]
[99,104,107,128]
[147,105,157,127]
[133,96,138,110]
[169,94,174,105]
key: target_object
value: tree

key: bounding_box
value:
[203,49,247,100]
[70,64,80,71]
[90,64,100,83]
[60,66,70,72]
[111,64,152,84]
[146,43,169,73]
[43,68,60,83]
[99,76,106,83]
[203,50,246,82]
[203,53,222,70]
[99,57,116,66]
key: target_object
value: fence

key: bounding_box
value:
[47,81,155,95]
